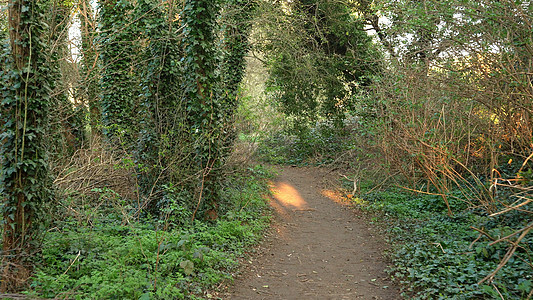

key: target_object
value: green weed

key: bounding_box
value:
[25,165,273,299]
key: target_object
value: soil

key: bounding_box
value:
[226,166,401,300]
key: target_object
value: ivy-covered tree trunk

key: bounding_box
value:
[219,0,256,156]
[98,0,137,142]
[181,0,222,220]
[135,0,188,212]
[0,0,52,291]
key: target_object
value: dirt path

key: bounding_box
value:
[227,166,401,299]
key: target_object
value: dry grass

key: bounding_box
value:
[52,136,140,225]
[53,137,138,200]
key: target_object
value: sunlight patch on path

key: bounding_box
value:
[321,189,349,205]
[271,181,308,209]
[267,180,310,240]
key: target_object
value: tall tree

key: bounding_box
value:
[260,0,380,127]
[48,0,87,155]
[181,0,223,220]
[79,0,100,137]
[98,0,138,142]
[219,0,256,156]
[0,0,52,291]
[135,0,190,211]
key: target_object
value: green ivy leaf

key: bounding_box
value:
[139,293,150,300]
[180,260,195,275]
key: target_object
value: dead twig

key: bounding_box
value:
[478,226,532,285]
[489,223,533,246]
[60,251,81,276]
[489,197,532,217]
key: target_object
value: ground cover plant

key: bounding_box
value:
[254,122,356,166]
[0,0,261,294]
[349,183,532,299]
[27,165,273,299]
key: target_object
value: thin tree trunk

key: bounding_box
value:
[80,0,100,136]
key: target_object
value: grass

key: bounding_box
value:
[25,165,275,299]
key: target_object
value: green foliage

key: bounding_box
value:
[98,0,140,142]
[259,0,380,128]
[181,0,222,147]
[0,0,53,276]
[27,165,272,299]
[3,0,531,297]
[256,121,353,165]
[134,0,192,212]
[180,0,256,216]
[220,0,256,100]
[1,0,260,294]
[218,0,256,156]
[180,0,224,213]
[357,188,532,299]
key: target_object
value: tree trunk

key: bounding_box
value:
[1,0,51,292]
[181,0,222,220]
[80,0,100,137]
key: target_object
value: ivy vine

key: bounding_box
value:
[180,0,223,219]
[0,0,53,291]
[98,0,139,143]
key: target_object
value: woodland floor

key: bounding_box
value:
[225,166,401,300]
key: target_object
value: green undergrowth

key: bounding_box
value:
[255,124,354,166]
[350,185,532,299]
[25,165,274,299]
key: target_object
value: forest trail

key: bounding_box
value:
[227,166,401,300]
